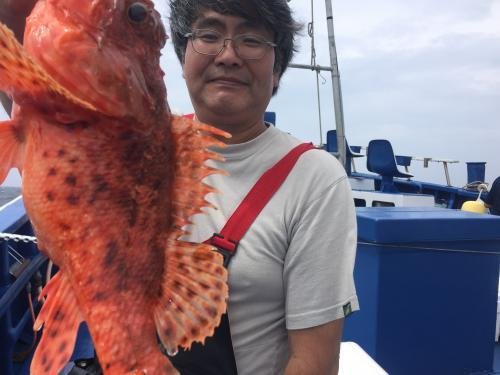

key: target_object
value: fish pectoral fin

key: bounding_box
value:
[170,115,230,232]
[0,22,96,113]
[155,240,228,353]
[0,120,23,184]
[31,272,84,375]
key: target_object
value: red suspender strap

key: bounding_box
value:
[208,142,316,266]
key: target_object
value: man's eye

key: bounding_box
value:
[240,36,264,48]
[197,32,220,43]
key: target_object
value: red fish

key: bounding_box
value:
[0,0,229,374]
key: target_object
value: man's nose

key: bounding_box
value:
[214,39,243,65]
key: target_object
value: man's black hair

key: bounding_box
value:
[168,0,302,93]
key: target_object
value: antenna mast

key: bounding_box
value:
[289,0,347,168]
[325,0,347,167]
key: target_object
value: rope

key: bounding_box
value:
[357,241,500,256]
[0,232,37,244]
[0,231,54,284]
[3,231,498,255]
[308,0,324,146]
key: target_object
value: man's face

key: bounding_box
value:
[182,10,279,129]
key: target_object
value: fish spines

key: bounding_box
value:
[153,115,229,353]
[154,240,228,353]
[170,115,230,230]
[0,21,96,112]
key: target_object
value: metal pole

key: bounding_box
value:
[289,63,333,72]
[443,162,452,186]
[325,0,347,168]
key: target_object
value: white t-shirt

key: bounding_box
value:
[184,125,359,375]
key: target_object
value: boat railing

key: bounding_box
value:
[0,197,46,375]
[411,157,460,186]
[345,146,464,187]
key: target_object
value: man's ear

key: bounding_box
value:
[272,71,280,90]
[181,53,186,79]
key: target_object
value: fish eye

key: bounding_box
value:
[128,2,149,23]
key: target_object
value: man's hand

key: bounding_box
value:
[0,0,37,115]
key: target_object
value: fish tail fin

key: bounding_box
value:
[31,272,83,375]
[155,240,228,353]
[0,120,23,184]
[0,22,96,111]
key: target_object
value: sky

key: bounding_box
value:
[2,0,499,188]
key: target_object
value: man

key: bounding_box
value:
[167,1,358,374]
[485,176,500,215]
[1,1,359,374]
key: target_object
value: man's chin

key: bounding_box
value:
[205,97,245,115]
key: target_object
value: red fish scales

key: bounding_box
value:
[0,1,230,374]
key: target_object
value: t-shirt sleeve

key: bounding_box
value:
[283,161,359,330]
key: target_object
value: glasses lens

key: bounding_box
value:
[234,35,267,59]
[192,29,223,55]
[190,29,273,59]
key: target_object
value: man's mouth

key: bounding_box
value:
[209,76,248,86]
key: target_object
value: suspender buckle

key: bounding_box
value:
[210,233,238,267]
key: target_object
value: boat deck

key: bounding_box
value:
[494,343,500,374]
[0,187,21,207]
[2,192,500,374]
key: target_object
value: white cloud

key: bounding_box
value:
[2,1,498,188]
[451,0,500,37]
[325,0,500,56]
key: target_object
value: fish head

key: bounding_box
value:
[25,0,168,128]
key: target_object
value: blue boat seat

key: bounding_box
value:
[184,111,276,126]
[350,145,362,154]
[367,139,413,193]
[325,130,364,175]
[395,155,412,175]
[264,111,276,126]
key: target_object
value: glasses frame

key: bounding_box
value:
[184,29,277,60]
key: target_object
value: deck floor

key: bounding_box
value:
[494,342,500,373]
[0,187,21,207]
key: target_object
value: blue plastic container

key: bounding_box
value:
[467,162,486,183]
[263,111,276,126]
[344,207,500,375]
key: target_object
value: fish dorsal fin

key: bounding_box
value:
[169,115,229,232]
[31,272,84,375]
[0,120,23,184]
[154,115,229,353]
[0,22,96,112]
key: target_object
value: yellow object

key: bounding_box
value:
[461,199,487,214]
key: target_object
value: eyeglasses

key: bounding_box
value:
[184,29,277,60]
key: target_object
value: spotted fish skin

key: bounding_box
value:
[23,121,174,373]
[0,1,229,374]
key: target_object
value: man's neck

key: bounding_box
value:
[195,115,268,144]
[224,120,267,144]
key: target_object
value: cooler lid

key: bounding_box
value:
[356,207,500,243]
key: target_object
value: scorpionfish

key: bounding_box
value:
[0,0,229,374]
